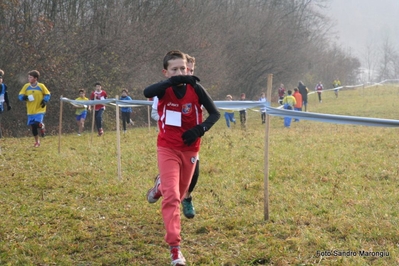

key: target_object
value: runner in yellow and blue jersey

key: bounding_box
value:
[282,90,296,128]
[18,70,51,147]
[74,89,90,136]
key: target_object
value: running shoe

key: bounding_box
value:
[182,197,195,219]
[170,247,186,266]
[146,175,161,203]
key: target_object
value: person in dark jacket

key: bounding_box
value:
[119,89,134,133]
[0,69,12,138]
[298,81,308,112]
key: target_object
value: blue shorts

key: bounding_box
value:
[27,114,44,125]
[76,111,87,121]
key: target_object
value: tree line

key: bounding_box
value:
[0,0,362,136]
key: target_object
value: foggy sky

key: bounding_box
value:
[325,0,399,64]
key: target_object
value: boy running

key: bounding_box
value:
[18,70,50,147]
[90,82,107,136]
[74,89,90,135]
[144,50,220,266]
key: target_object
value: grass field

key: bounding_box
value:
[1,84,399,265]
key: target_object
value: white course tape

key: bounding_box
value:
[60,79,399,128]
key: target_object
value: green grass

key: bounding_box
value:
[1,85,399,265]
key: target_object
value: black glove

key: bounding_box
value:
[182,125,205,146]
[40,100,46,108]
[170,75,200,86]
[7,105,11,111]
[22,95,28,101]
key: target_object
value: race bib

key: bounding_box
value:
[165,110,181,127]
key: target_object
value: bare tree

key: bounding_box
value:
[377,36,398,80]
[363,40,378,82]
[0,0,364,136]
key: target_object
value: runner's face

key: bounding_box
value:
[163,58,186,78]
[28,75,37,84]
[186,62,195,76]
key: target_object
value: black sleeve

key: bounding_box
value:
[143,80,172,99]
[194,83,220,131]
[4,85,9,106]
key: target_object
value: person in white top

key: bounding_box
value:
[259,92,267,124]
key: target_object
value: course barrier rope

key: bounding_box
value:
[60,79,399,128]
[307,79,399,95]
